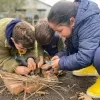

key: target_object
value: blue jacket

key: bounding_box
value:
[57,0,100,71]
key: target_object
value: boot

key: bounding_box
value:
[87,76,100,98]
[72,65,98,76]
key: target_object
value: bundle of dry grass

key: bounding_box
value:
[0,70,66,100]
[0,70,60,94]
[0,70,58,83]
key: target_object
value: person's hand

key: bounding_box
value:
[41,63,51,70]
[15,66,31,75]
[51,58,60,69]
[51,56,59,61]
[38,56,44,68]
[38,61,44,68]
[27,58,36,70]
[42,59,60,71]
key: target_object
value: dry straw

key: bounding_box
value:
[0,70,64,100]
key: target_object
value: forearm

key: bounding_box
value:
[39,56,44,62]
[37,42,44,57]
[1,57,19,73]
[24,49,36,60]
[56,47,68,58]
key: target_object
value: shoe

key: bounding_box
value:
[87,76,100,98]
[72,65,98,76]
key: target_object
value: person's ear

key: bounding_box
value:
[70,17,75,28]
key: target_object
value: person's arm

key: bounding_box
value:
[56,46,68,58]
[23,41,37,60]
[0,47,19,73]
[24,49,36,60]
[37,42,44,57]
[52,39,68,60]
[36,42,44,67]
[0,47,32,75]
[59,18,100,71]
[23,42,37,70]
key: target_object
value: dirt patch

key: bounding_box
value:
[0,71,99,100]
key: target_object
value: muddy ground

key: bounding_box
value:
[0,71,99,100]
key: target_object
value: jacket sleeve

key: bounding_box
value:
[0,48,19,73]
[24,42,37,60]
[56,47,68,57]
[37,42,44,57]
[59,18,100,71]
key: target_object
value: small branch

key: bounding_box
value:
[0,87,6,94]
[42,83,65,100]
[26,86,44,100]
[0,85,5,88]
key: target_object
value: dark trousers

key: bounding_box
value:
[93,47,100,75]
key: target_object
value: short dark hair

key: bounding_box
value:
[35,19,54,45]
[13,22,35,48]
[48,1,77,25]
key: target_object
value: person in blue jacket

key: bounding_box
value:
[47,0,100,98]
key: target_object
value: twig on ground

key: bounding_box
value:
[42,83,65,100]
[67,84,77,93]
[0,85,5,88]
[0,87,6,94]
[26,86,44,100]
